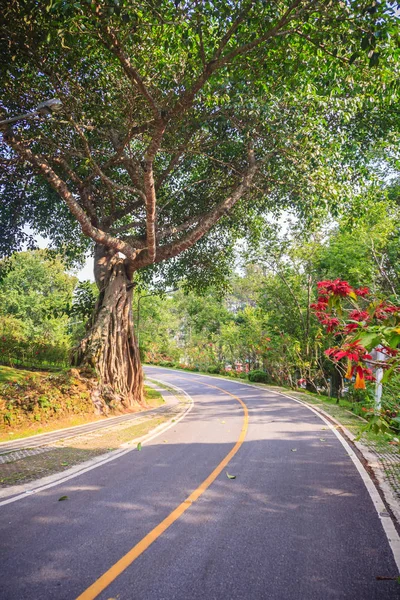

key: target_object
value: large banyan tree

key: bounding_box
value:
[0,1,398,407]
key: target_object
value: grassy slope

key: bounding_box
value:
[0,365,164,442]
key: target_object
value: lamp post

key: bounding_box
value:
[0,99,63,126]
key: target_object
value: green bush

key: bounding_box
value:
[226,370,239,378]
[248,370,270,383]
[159,361,175,367]
[0,319,70,369]
[207,366,221,374]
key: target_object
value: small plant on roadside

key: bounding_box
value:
[248,370,270,383]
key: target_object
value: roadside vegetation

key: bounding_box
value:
[0,364,164,442]
[139,192,400,443]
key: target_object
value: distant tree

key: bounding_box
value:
[0,250,77,365]
[0,250,76,328]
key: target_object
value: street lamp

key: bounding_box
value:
[0,99,63,126]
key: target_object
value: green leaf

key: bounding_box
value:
[382,367,395,383]
[387,333,400,349]
[357,332,381,349]
[226,472,236,479]
[58,495,68,501]
[361,36,370,50]
[369,52,380,68]
[137,442,142,451]
[349,52,358,65]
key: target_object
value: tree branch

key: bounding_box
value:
[143,123,166,261]
[4,130,138,261]
[168,0,303,121]
[132,146,257,270]
[99,24,161,120]
[157,215,201,241]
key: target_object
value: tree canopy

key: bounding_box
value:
[1,0,399,281]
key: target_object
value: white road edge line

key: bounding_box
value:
[146,366,400,573]
[0,381,194,508]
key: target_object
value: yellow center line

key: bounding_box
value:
[76,382,249,600]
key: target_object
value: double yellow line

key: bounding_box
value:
[76,382,249,600]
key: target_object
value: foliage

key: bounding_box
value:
[312,277,400,432]
[1,1,400,402]
[71,280,98,321]
[0,250,77,367]
[69,279,98,342]
[1,0,399,285]
[0,367,93,427]
[312,279,400,386]
[248,370,270,383]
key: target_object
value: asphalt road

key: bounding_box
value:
[0,367,399,600]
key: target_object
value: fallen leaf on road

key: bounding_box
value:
[320,438,326,442]
[61,462,69,466]
[58,496,68,501]
[291,448,297,452]
[226,472,236,479]
[137,442,142,451]
[221,420,226,423]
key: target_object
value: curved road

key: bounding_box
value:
[0,367,399,599]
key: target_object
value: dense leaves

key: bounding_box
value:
[0,250,77,367]
[0,1,399,281]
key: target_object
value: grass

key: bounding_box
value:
[144,385,165,407]
[0,365,43,385]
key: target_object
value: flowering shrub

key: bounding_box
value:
[311,279,400,391]
[311,279,400,433]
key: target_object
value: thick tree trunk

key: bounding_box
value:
[73,247,144,410]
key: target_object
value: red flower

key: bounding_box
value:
[310,301,330,312]
[344,323,359,334]
[380,346,399,357]
[320,316,340,332]
[317,279,354,297]
[363,368,375,382]
[355,287,369,297]
[349,310,369,322]
[375,303,400,319]
[325,340,370,362]
[324,348,336,357]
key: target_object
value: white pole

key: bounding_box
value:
[374,346,386,412]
